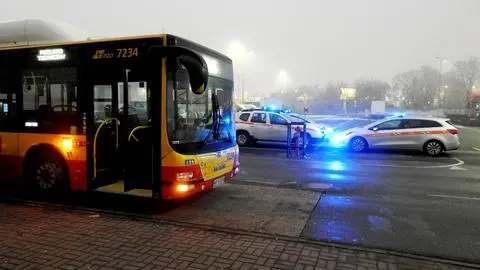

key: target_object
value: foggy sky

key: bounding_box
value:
[2,0,480,93]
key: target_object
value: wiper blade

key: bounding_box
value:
[202,94,220,145]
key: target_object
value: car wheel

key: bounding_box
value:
[236,131,251,146]
[423,140,444,156]
[349,137,368,152]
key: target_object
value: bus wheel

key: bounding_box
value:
[28,152,68,192]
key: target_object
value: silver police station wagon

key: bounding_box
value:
[331,117,460,156]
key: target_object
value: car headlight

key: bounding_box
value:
[331,134,345,145]
[326,127,334,133]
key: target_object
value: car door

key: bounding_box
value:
[367,119,404,148]
[249,112,269,140]
[236,112,252,132]
[417,119,444,145]
[400,119,426,149]
[268,113,289,141]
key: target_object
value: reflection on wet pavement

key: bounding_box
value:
[301,194,480,261]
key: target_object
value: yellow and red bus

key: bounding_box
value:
[0,34,239,199]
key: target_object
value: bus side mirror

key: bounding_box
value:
[172,47,209,95]
[150,46,209,95]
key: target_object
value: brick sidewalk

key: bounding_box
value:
[0,203,473,270]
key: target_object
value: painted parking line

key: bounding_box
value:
[242,154,465,169]
[428,194,480,201]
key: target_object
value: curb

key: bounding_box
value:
[3,197,480,269]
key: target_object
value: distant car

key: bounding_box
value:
[331,117,460,156]
[235,109,329,147]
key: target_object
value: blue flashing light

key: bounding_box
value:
[268,105,277,110]
[222,116,231,125]
[392,112,405,117]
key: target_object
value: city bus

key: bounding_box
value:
[0,32,239,199]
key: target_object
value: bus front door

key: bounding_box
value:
[90,68,153,196]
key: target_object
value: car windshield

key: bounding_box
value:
[286,114,311,123]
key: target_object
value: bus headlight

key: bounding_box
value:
[176,172,194,181]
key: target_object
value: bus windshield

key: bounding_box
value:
[167,71,234,152]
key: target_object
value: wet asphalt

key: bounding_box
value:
[237,124,480,262]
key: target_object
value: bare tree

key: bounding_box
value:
[454,56,480,107]
[419,65,441,108]
[393,69,422,109]
[442,71,466,109]
[354,79,389,101]
[392,67,440,110]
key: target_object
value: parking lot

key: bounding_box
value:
[1,118,480,267]
[235,118,480,262]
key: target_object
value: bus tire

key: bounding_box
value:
[25,149,68,192]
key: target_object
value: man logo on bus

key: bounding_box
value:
[92,50,114,59]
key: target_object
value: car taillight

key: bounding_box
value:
[447,129,458,135]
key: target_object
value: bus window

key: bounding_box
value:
[94,85,113,122]
[0,93,17,130]
[22,68,77,113]
[118,81,149,125]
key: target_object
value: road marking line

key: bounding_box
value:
[428,194,480,201]
[449,166,468,171]
[453,150,480,154]
[473,147,480,152]
[242,154,465,169]
[241,147,284,152]
[235,179,279,186]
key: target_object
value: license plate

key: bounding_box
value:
[213,177,225,188]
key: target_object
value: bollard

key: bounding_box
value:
[287,122,307,159]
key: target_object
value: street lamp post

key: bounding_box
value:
[241,73,245,103]
[276,70,290,94]
[436,56,446,108]
[226,40,254,104]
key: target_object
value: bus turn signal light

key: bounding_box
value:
[62,139,73,150]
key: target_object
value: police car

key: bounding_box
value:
[331,116,460,156]
[235,109,330,147]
